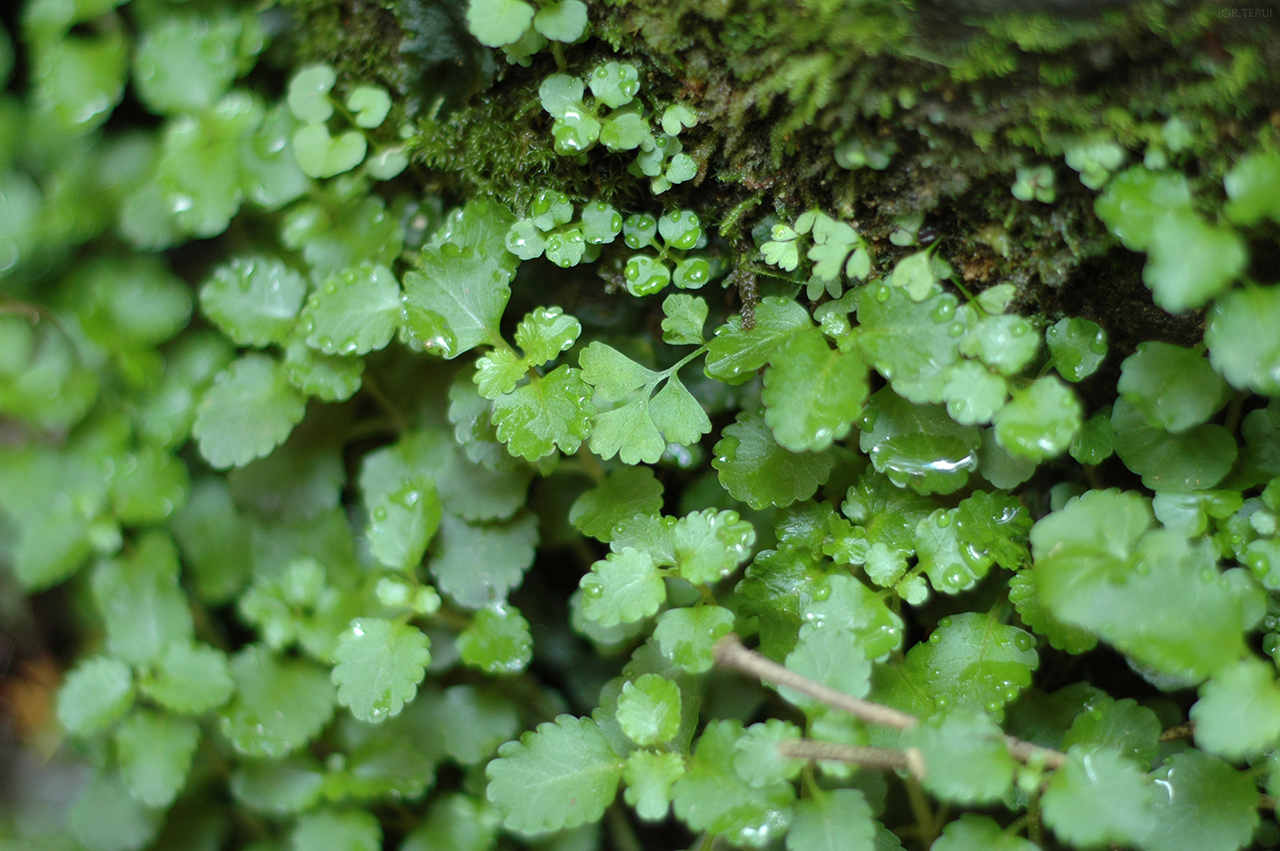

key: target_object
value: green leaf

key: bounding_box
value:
[286,64,336,123]
[366,476,442,572]
[940,360,1007,426]
[801,574,904,662]
[515,306,581,365]
[402,243,512,358]
[402,794,500,851]
[486,714,625,834]
[580,343,710,463]
[69,769,163,851]
[857,283,962,403]
[911,612,1038,718]
[169,477,253,604]
[156,92,260,237]
[580,548,667,627]
[993,375,1081,461]
[732,719,801,787]
[932,814,1038,851]
[283,336,364,402]
[291,809,381,851]
[780,627,871,713]
[569,466,664,542]
[115,708,200,807]
[219,645,336,758]
[1118,342,1230,433]
[423,684,521,765]
[705,297,812,384]
[229,755,324,815]
[132,12,245,114]
[492,365,595,460]
[907,709,1015,804]
[1070,410,1115,466]
[1111,398,1237,492]
[859,388,980,495]
[430,511,539,609]
[534,0,588,41]
[1041,746,1156,849]
[284,194,405,278]
[1008,570,1098,653]
[110,444,190,525]
[623,750,686,821]
[662,294,707,345]
[673,508,755,585]
[467,0,536,47]
[1144,751,1260,851]
[1225,150,1280,226]
[301,263,401,355]
[31,29,129,134]
[713,407,836,509]
[671,719,794,847]
[1190,658,1280,759]
[1039,523,1247,681]
[1143,211,1246,313]
[785,789,875,851]
[616,674,682,747]
[654,605,735,673]
[57,656,134,736]
[1046,317,1108,382]
[1062,695,1160,768]
[457,603,533,674]
[763,326,868,452]
[1094,167,1193,250]
[292,122,368,178]
[92,532,194,666]
[332,617,431,723]
[141,641,234,714]
[1206,285,1280,395]
[954,490,1031,571]
[347,85,391,128]
[960,314,1039,376]
[193,354,306,469]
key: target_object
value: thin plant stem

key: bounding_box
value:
[713,634,1067,770]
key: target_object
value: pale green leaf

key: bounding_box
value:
[1041,746,1156,849]
[219,646,335,758]
[623,750,686,821]
[193,354,306,469]
[458,603,533,674]
[1143,212,1246,313]
[430,511,538,609]
[1206,285,1280,395]
[301,263,401,355]
[786,789,875,851]
[141,641,234,714]
[654,605,735,673]
[485,714,625,834]
[907,709,1015,804]
[713,407,836,509]
[291,809,381,851]
[492,365,594,460]
[57,656,134,736]
[467,0,535,47]
[1144,751,1260,851]
[1118,342,1230,433]
[673,508,755,585]
[199,256,307,348]
[705,297,812,384]
[115,708,200,807]
[993,376,1081,461]
[1190,658,1280,759]
[763,326,868,452]
[580,547,667,627]
[332,618,431,723]
[671,719,794,847]
[569,466,664,542]
[92,532,194,666]
[932,814,1038,851]
[616,674,682,747]
[402,243,512,358]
